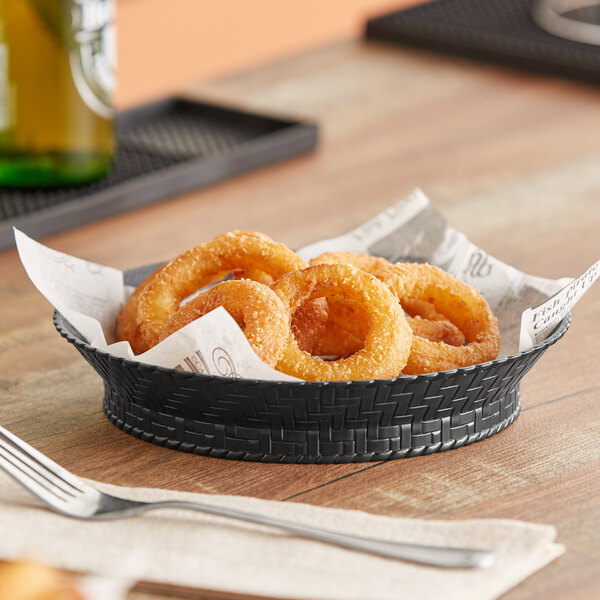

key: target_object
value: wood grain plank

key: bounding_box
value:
[1,36,599,600]
[0,379,371,500]
[277,389,600,599]
[279,387,599,513]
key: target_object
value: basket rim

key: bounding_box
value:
[53,308,571,388]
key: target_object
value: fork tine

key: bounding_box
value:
[0,425,88,493]
[0,438,79,499]
[0,449,73,509]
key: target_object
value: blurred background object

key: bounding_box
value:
[366,0,600,84]
[0,0,408,189]
[0,0,116,186]
[115,0,411,108]
[532,0,600,45]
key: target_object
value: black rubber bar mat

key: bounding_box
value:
[0,98,318,250]
[365,0,600,83]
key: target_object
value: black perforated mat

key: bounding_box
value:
[0,98,317,250]
[365,0,600,83]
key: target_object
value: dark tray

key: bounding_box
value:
[53,264,571,464]
[365,0,600,84]
[0,98,318,250]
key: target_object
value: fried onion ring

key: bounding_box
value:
[231,269,275,286]
[0,560,82,600]
[307,252,388,357]
[117,268,163,354]
[118,260,230,354]
[232,271,329,352]
[159,280,289,367]
[291,297,329,353]
[124,231,306,353]
[314,304,466,355]
[310,299,366,357]
[407,315,465,347]
[229,232,278,285]
[309,251,392,278]
[381,263,500,374]
[309,251,465,350]
[273,264,412,381]
[403,297,466,346]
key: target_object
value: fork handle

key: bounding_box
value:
[118,500,495,568]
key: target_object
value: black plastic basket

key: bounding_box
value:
[53,265,570,464]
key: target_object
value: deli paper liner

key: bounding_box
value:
[14,230,298,382]
[15,190,599,380]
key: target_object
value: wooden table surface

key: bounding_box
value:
[1,39,599,600]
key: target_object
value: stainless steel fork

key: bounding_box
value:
[0,425,495,568]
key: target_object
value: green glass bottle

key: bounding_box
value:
[0,0,115,187]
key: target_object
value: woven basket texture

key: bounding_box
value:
[54,298,569,463]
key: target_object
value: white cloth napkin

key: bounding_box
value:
[0,471,564,600]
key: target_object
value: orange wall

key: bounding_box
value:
[116,0,412,108]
